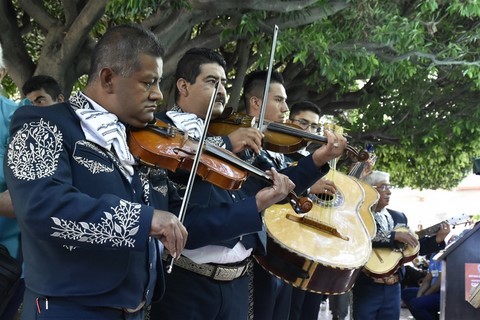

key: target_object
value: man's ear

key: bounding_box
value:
[57,94,65,103]
[99,68,115,93]
[176,78,189,97]
[250,96,261,112]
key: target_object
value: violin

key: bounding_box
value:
[128,119,313,213]
[208,110,369,162]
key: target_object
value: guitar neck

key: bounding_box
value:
[415,223,442,239]
[415,214,471,239]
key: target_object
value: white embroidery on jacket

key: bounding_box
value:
[7,119,63,180]
[73,141,114,174]
[139,167,169,199]
[139,169,152,205]
[50,199,141,247]
[63,245,78,251]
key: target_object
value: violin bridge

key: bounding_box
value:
[286,213,349,241]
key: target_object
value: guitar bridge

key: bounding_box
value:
[286,213,349,241]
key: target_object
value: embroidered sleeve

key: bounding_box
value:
[5,107,153,251]
[206,135,226,148]
[50,200,141,247]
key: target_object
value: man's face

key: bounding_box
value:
[26,89,64,107]
[111,53,164,128]
[178,62,227,119]
[374,179,392,212]
[249,82,289,123]
[289,110,320,134]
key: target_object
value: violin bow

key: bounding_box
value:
[257,24,279,130]
[166,81,221,273]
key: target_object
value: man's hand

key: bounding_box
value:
[435,222,450,243]
[0,190,15,218]
[255,168,295,212]
[150,210,188,259]
[395,230,419,248]
[228,127,263,154]
[311,130,347,168]
[309,178,337,196]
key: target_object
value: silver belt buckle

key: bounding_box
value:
[213,264,246,281]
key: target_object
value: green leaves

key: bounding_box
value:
[3,0,479,189]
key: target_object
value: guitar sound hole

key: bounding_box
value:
[313,191,344,207]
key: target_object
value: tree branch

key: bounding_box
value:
[18,0,57,29]
[61,0,108,68]
[267,1,351,29]
[62,0,78,27]
[226,39,253,111]
[0,0,35,88]
[335,42,480,67]
[189,0,322,12]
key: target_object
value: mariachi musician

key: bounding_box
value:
[283,101,337,320]
[353,170,450,320]
[149,49,346,320]
[239,70,353,320]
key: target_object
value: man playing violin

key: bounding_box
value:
[353,170,450,320]
[148,47,293,320]
[149,48,346,320]
[4,24,188,319]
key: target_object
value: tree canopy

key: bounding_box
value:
[0,0,479,189]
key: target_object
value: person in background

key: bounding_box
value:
[401,257,428,291]
[21,75,64,106]
[240,71,345,320]
[401,253,443,320]
[0,41,24,320]
[353,170,450,320]
[5,24,188,319]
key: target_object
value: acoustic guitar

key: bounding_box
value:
[363,214,471,278]
[256,170,372,294]
[256,123,373,294]
[363,226,419,278]
[348,151,378,239]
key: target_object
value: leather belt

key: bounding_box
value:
[163,253,251,281]
[370,273,400,285]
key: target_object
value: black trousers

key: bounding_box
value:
[22,289,144,320]
[150,266,249,320]
[289,287,324,320]
[252,261,293,320]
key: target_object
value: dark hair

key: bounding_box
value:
[22,75,63,99]
[243,70,284,112]
[174,47,226,101]
[289,101,322,120]
[87,23,164,84]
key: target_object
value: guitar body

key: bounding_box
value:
[363,226,419,278]
[255,170,372,294]
[351,177,378,239]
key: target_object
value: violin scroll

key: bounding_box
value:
[290,194,313,213]
[345,146,370,163]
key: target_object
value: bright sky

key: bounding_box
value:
[388,174,480,238]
